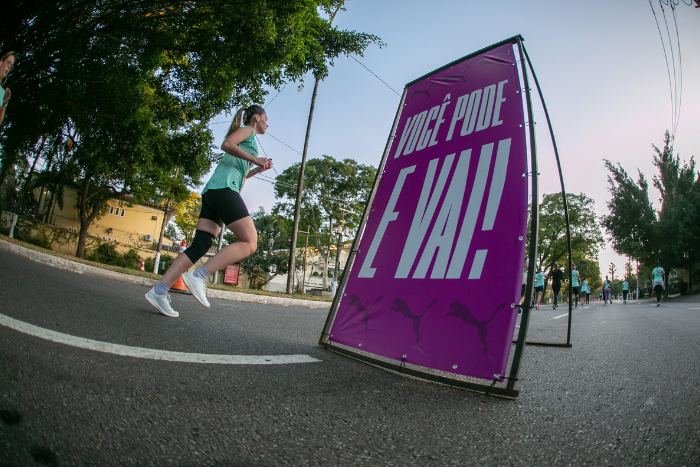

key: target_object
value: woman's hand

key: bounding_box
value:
[254,157,273,170]
[2,88,10,106]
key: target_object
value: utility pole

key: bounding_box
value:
[154,168,179,274]
[331,205,352,297]
[286,1,345,294]
[298,228,311,294]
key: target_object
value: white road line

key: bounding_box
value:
[552,313,569,319]
[689,308,700,310]
[0,314,320,365]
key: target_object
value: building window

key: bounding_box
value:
[109,206,114,215]
[120,208,125,217]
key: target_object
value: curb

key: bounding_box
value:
[0,240,331,310]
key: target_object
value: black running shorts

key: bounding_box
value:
[572,286,580,295]
[199,188,250,226]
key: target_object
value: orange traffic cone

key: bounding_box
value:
[170,239,191,295]
[139,259,145,272]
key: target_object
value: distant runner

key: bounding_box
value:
[622,279,629,304]
[570,264,580,309]
[602,276,612,305]
[548,262,564,310]
[651,263,665,307]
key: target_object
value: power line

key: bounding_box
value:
[264,82,289,109]
[349,55,401,97]
[648,0,676,137]
[264,131,303,156]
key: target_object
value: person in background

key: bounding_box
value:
[0,51,16,128]
[580,277,589,305]
[621,278,629,304]
[534,268,546,309]
[651,262,665,308]
[570,264,580,309]
[603,276,612,305]
[548,262,564,310]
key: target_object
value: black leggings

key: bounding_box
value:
[553,285,561,306]
[654,285,663,302]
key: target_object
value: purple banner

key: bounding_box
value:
[330,43,528,380]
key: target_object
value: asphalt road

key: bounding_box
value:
[1,248,699,466]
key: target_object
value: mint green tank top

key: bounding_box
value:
[203,127,257,194]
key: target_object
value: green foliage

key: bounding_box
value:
[528,192,604,283]
[144,253,175,275]
[86,243,142,269]
[602,131,700,282]
[224,207,293,288]
[1,0,382,258]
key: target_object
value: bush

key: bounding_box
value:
[87,243,142,269]
[144,253,175,275]
[678,279,688,295]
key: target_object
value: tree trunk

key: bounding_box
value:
[75,178,104,258]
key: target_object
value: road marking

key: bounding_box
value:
[689,308,700,310]
[552,313,569,319]
[0,314,320,365]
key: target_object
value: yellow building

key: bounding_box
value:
[47,188,178,254]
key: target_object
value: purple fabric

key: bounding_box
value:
[330,43,528,380]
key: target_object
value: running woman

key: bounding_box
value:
[651,262,665,307]
[570,264,580,309]
[602,275,612,304]
[145,105,273,317]
[548,262,564,309]
[622,279,629,304]
[534,268,546,309]
[0,51,16,128]
[580,277,589,305]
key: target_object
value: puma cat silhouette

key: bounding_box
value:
[446,302,508,354]
[347,294,383,332]
[390,298,438,343]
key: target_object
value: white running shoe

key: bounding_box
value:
[145,288,179,318]
[182,271,211,308]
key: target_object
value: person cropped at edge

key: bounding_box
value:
[651,263,665,307]
[145,104,273,318]
[0,52,16,129]
[548,262,564,310]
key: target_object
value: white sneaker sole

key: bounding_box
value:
[182,273,210,308]
[145,293,179,318]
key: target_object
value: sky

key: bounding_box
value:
[205,0,700,278]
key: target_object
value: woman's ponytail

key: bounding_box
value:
[225,107,246,139]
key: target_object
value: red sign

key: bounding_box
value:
[224,264,240,285]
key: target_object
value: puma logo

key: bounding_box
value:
[446,302,508,354]
[347,295,383,332]
[390,298,438,343]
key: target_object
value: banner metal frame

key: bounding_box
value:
[319,35,542,398]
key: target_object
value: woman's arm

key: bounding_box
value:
[221,127,268,167]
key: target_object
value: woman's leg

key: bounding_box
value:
[160,218,221,287]
[201,216,257,273]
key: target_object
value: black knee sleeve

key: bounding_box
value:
[184,230,215,263]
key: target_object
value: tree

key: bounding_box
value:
[602,131,700,292]
[173,192,202,246]
[1,0,382,257]
[223,207,293,289]
[527,192,604,299]
[272,155,376,288]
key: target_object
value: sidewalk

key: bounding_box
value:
[0,239,331,310]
